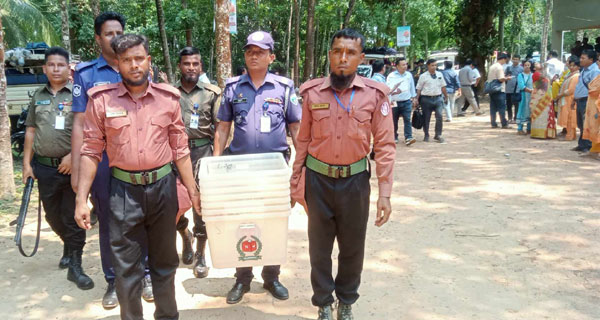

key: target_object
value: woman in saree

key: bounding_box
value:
[530,62,557,139]
[516,60,534,135]
[555,56,580,141]
[582,63,600,159]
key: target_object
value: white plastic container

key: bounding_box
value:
[198,153,291,268]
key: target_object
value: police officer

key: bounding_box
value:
[75,34,199,320]
[291,28,395,320]
[173,46,221,277]
[22,47,94,290]
[213,30,301,304]
[70,11,152,307]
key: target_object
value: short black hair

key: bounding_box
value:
[582,49,598,62]
[464,58,473,66]
[111,34,149,56]
[417,59,425,64]
[94,11,126,36]
[426,59,436,66]
[568,55,580,67]
[444,61,453,69]
[178,46,200,63]
[372,60,385,73]
[549,50,559,58]
[512,54,521,59]
[394,57,406,64]
[330,28,365,52]
[235,66,246,76]
[497,53,509,60]
[524,60,535,72]
[44,47,69,63]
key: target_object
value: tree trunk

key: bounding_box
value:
[304,0,316,81]
[90,0,100,17]
[402,0,407,57]
[215,0,232,87]
[498,0,505,52]
[155,0,174,83]
[293,0,301,84]
[540,0,553,62]
[285,0,293,75]
[313,21,319,78]
[0,15,16,199]
[342,0,356,29]
[60,0,71,51]
[181,0,193,46]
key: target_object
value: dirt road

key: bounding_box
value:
[1,112,599,320]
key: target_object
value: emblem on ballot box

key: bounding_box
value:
[236,223,263,261]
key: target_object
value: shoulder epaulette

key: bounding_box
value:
[87,83,119,97]
[75,59,98,72]
[272,74,294,87]
[200,82,222,95]
[153,83,181,98]
[299,78,324,94]
[225,76,241,86]
[363,77,390,95]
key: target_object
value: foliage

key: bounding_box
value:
[1,0,60,48]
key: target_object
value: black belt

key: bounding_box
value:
[398,99,412,103]
[575,97,588,102]
[422,95,442,98]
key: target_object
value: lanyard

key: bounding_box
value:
[193,103,199,114]
[333,89,355,113]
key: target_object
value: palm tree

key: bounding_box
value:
[0,0,60,48]
[0,14,17,199]
[215,0,231,87]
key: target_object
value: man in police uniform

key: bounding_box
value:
[22,47,94,290]
[291,28,395,320]
[174,46,221,277]
[75,34,200,320]
[213,30,301,304]
[70,11,152,307]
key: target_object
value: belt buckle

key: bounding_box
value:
[327,166,341,179]
[52,158,60,167]
[140,172,149,185]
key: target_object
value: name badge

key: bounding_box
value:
[260,114,271,133]
[94,81,111,87]
[106,110,128,118]
[233,98,247,104]
[55,115,65,130]
[190,114,199,129]
[36,100,51,105]
[311,103,329,110]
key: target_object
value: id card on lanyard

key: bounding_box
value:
[190,103,200,129]
[260,102,271,133]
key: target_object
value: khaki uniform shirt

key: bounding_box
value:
[174,81,222,140]
[25,83,73,158]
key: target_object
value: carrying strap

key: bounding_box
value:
[16,199,41,257]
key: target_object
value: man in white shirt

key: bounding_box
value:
[416,59,448,143]
[545,50,565,80]
[487,53,512,128]
[386,57,417,145]
[456,59,482,116]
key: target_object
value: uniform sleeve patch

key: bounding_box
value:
[73,84,82,97]
[290,93,299,105]
[381,102,390,116]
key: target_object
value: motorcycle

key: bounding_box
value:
[11,107,28,158]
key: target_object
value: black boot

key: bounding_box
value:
[193,236,209,278]
[58,244,70,269]
[67,248,94,290]
[178,228,194,265]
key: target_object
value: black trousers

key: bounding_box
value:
[109,171,179,320]
[305,168,370,307]
[506,92,521,121]
[421,96,444,138]
[176,144,212,237]
[576,98,592,151]
[32,159,85,249]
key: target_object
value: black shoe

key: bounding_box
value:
[102,281,118,309]
[423,136,430,142]
[491,124,499,128]
[142,275,154,302]
[67,248,94,290]
[59,244,70,269]
[501,125,512,129]
[337,302,354,320]
[571,146,584,152]
[178,228,194,265]
[317,305,334,320]
[433,136,445,143]
[226,282,250,304]
[193,236,209,278]
[263,280,289,300]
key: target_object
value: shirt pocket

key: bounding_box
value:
[150,116,171,144]
[35,106,55,127]
[267,103,285,127]
[311,110,331,139]
[105,116,131,145]
[348,111,371,140]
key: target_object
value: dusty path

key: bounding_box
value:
[1,109,599,320]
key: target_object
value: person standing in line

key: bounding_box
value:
[173,46,222,277]
[516,60,534,135]
[386,57,417,145]
[213,30,301,305]
[70,11,154,308]
[22,47,94,290]
[505,54,523,123]
[487,53,512,128]
[416,59,448,143]
[555,56,580,141]
[75,34,200,320]
[441,60,461,122]
[456,59,482,117]
[370,60,386,84]
[572,49,599,153]
[291,28,395,320]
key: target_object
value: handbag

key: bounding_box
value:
[484,79,502,94]
[411,106,424,129]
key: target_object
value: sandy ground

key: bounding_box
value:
[1,104,600,320]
